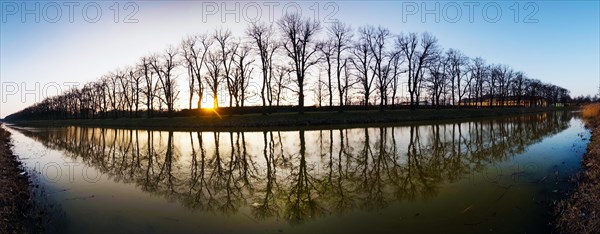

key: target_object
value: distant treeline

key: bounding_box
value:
[6,13,571,121]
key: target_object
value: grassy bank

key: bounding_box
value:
[555,103,600,233]
[7,107,573,131]
[0,124,36,232]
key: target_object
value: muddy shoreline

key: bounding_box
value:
[0,124,37,232]
[555,104,600,233]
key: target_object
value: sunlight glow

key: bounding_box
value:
[201,101,215,109]
[199,99,222,119]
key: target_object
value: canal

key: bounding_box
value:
[5,111,590,233]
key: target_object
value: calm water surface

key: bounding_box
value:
[5,111,590,233]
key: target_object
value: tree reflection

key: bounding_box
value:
[251,131,280,220]
[17,112,572,225]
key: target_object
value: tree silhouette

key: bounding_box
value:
[277,13,322,114]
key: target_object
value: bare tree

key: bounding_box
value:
[341,58,358,105]
[247,22,279,110]
[278,13,322,114]
[150,47,179,117]
[94,79,108,118]
[205,51,223,108]
[487,64,500,107]
[460,59,475,107]
[233,44,254,107]
[425,52,447,108]
[445,49,469,106]
[273,65,292,106]
[351,27,375,107]
[317,40,335,106]
[365,26,395,109]
[76,83,91,118]
[328,22,353,109]
[181,33,212,110]
[214,29,239,107]
[140,56,158,117]
[181,36,196,110]
[388,52,404,105]
[129,66,143,117]
[496,65,513,106]
[469,57,487,107]
[119,67,133,117]
[397,32,438,109]
[106,70,122,118]
[511,71,527,106]
[313,73,327,107]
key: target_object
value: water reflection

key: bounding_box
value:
[17,112,572,225]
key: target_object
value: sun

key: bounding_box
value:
[198,96,217,110]
[198,98,222,118]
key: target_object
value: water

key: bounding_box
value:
[5,111,590,233]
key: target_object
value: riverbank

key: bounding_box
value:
[555,103,600,233]
[6,107,574,131]
[0,124,36,232]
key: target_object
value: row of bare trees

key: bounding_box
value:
[6,13,570,120]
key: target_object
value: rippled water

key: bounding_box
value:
[5,111,590,233]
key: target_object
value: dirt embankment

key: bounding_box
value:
[555,104,600,233]
[0,124,36,233]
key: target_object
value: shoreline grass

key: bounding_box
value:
[4,107,574,131]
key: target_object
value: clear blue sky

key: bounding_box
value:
[1,1,598,117]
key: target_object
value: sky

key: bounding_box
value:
[1,0,599,118]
